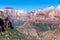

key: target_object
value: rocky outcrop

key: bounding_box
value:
[16,21,38,37]
[16,5,60,40]
[29,5,60,24]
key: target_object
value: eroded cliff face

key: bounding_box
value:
[30,7,60,24]
[16,6,60,40]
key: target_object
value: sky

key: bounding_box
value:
[0,0,60,10]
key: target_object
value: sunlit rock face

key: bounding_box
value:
[55,5,60,17]
[49,10,55,19]
[30,5,60,24]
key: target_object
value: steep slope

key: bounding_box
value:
[16,21,60,40]
[16,21,41,40]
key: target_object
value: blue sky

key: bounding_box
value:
[0,0,60,10]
